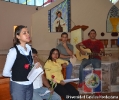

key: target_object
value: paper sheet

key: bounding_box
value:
[27,63,43,82]
[63,78,79,83]
[39,90,50,96]
[70,55,77,66]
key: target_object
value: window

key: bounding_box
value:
[110,0,119,4]
[10,0,17,3]
[19,0,26,5]
[4,0,56,6]
[36,0,43,6]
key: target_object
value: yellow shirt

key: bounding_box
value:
[44,59,69,83]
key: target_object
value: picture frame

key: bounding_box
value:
[48,0,71,32]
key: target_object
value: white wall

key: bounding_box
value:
[32,0,119,50]
[32,0,68,50]
[71,0,119,40]
[0,1,41,51]
[1,0,119,51]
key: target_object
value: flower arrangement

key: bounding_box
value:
[48,75,57,100]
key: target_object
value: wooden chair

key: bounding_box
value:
[0,77,11,100]
[111,39,118,47]
[99,39,108,48]
[58,38,70,43]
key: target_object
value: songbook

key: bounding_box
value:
[63,78,79,83]
[27,63,43,82]
[70,55,77,66]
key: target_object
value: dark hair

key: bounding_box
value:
[55,11,63,19]
[32,48,38,54]
[57,11,61,15]
[88,29,96,36]
[61,32,68,37]
[47,48,60,61]
[14,25,27,46]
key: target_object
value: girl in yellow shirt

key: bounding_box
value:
[44,48,79,100]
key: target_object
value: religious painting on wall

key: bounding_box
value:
[106,5,119,36]
[48,0,71,32]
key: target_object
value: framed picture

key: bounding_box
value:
[48,0,71,32]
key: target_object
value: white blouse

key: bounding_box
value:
[2,44,33,85]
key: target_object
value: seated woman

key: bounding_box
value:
[44,48,79,100]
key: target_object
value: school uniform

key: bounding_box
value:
[3,44,33,100]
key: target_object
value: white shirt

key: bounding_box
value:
[33,71,44,89]
[2,44,33,85]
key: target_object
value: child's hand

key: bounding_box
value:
[35,62,41,68]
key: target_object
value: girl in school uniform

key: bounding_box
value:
[2,25,40,100]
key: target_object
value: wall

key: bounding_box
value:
[32,0,119,50]
[32,0,66,50]
[0,55,6,75]
[0,1,41,51]
[71,0,119,46]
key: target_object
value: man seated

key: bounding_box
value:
[56,32,73,79]
[76,29,104,88]
[32,48,61,100]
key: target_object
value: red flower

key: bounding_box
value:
[51,75,55,79]
[24,64,30,69]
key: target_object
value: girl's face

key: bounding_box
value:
[52,50,59,61]
[17,28,30,43]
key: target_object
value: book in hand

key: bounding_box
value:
[63,78,79,83]
[27,63,43,82]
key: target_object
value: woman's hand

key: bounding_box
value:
[60,80,66,85]
[49,87,54,95]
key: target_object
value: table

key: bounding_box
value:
[71,60,119,93]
